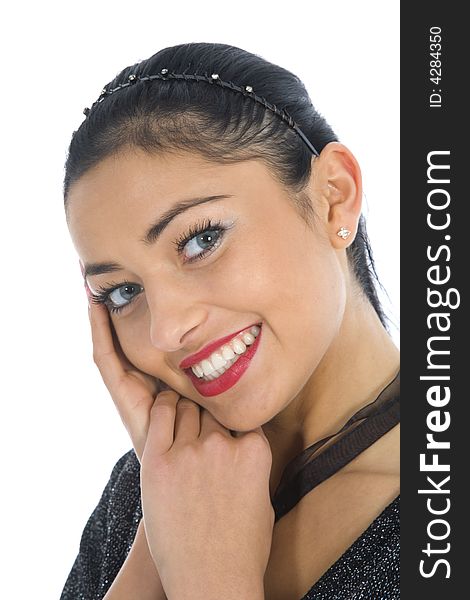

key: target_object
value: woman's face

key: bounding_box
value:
[67,148,346,432]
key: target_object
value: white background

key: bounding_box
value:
[1,1,399,597]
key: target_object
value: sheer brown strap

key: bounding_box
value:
[272,371,400,522]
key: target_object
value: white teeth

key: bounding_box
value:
[192,353,240,380]
[201,359,215,376]
[221,344,235,360]
[189,324,261,381]
[242,332,255,345]
[232,338,247,354]
[191,364,204,377]
[211,352,227,369]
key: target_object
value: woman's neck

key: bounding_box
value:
[263,294,400,498]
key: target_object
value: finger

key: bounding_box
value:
[88,297,152,385]
[244,425,272,450]
[108,316,143,373]
[107,316,161,399]
[88,302,151,452]
[88,300,127,392]
[199,407,232,439]
[145,390,181,456]
[173,398,201,444]
[253,425,270,444]
[128,378,171,460]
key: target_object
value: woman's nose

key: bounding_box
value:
[146,285,207,353]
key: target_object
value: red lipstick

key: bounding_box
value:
[179,322,261,369]
[184,325,262,397]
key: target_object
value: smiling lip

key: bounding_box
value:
[179,322,261,370]
[184,325,262,397]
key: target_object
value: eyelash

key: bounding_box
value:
[89,280,141,315]
[173,217,230,262]
[89,218,232,314]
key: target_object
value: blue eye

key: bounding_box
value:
[174,218,234,263]
[108,284,142,308]
[90,281,143,314]
[183,229,222,260]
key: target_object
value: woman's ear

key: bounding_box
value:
[311,142,363,249]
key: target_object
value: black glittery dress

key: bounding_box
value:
[60,372,400,599]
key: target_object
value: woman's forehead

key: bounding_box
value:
[67,149,280,216]
[66,149,292,256]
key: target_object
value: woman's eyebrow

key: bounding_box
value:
[83,194,234,278]
[83,262,122,278]
[141,194,234,245]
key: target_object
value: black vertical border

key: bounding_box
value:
[401,3,467,597]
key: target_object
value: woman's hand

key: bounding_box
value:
[83,265,169,599]
[81,261,274,597]
[140,391,275,599]
[83,266,162,463]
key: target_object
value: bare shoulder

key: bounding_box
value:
[264,425,400,600]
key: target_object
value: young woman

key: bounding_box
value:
[60,42,400,599]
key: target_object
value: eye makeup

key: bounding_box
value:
[173,217,234,263]
[89,280,143,314]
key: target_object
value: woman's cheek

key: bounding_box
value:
[112,316,154,372]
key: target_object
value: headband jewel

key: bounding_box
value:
[82,68,320,157]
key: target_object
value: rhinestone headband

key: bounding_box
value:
[82,69,320,157]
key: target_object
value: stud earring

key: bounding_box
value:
[337,227,351,240]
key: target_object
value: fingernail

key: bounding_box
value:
[83,279,92,308]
